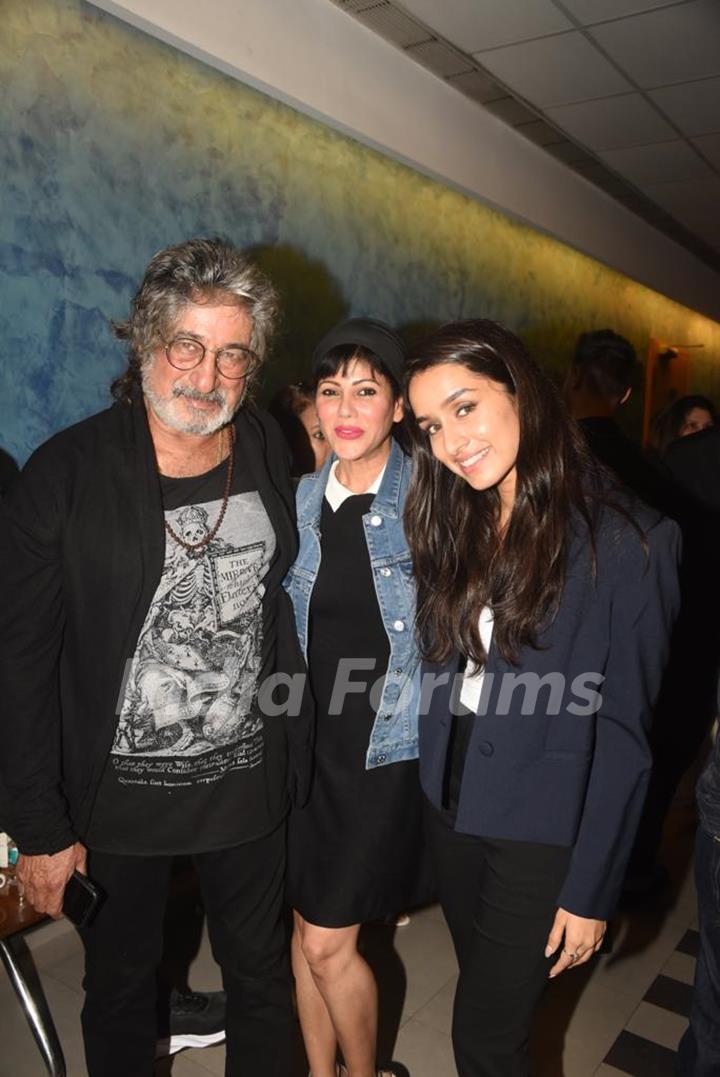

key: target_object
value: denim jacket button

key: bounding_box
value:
[393,619,405,631]
[370,515,382,526]
[377,753,386,762]
[380,567,392,577]
[393,668,403,676]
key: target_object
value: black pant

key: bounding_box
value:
[425,801,573,1077]
[677,827,720,1077]
[79,824,292,1077]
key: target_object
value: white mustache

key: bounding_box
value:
[172,385,226,406]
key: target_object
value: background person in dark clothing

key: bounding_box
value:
[672,425,720,1077]
[563,328,676,516]
[628,424,720,892]
[650,394,717,458]
[565,328,718,892]
[676,738,720,1077]
[664,424,720,512]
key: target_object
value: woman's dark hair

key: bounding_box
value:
[650,394,717,457]
[404,318,609,667]
[313,344,402,396]
[314,344,410,452]
[267,382,317,477]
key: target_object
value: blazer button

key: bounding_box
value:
[393,619,405,631]
[370,515,383,527]
[479,741,494,756]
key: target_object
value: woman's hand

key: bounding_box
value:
[544,907,605,978]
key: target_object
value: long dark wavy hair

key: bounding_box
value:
[404,319,610,667]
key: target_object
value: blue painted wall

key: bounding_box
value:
[2,0,719,466]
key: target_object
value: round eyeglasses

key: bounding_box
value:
[163,336,259,381]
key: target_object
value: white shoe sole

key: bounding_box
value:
[156,1030,226,1056]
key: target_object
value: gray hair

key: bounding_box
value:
[111,237,279,402]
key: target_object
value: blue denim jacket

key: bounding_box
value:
[284,439,420,769]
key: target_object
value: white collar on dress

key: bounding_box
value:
[324,459,386,512]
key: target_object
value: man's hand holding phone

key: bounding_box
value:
[17,842,88,919]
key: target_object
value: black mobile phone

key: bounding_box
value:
[598,920,614,955]
[62,870,103,928]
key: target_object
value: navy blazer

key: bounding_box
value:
[420,504,681,920]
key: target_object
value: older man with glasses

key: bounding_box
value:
[0,237,312,1076]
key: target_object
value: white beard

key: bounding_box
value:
[142,369,240,436]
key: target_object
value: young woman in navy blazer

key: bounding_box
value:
[404,320,681,1077]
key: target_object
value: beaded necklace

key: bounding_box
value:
[163,425,235,553]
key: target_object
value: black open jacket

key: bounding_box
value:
[0,398,313,855]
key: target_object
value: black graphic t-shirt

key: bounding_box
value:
[87,451,284,855]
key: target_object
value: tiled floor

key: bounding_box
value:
[0,788,701,1077]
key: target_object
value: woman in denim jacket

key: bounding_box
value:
[284,319,431,1077]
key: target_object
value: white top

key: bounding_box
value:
[324,459,386,512]
[459,606,495,712]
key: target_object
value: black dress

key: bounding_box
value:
[287,493,431,927]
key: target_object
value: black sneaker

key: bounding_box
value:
[157,988,227,1056]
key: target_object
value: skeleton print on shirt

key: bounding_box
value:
[110,492,275,787]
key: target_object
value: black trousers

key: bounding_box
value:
[79,823,292,1077]
[425,801,573,1077]
[677,827,720,1077]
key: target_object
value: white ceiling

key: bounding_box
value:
[331,0,720,269]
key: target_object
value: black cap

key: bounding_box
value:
[312,317,406,386]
